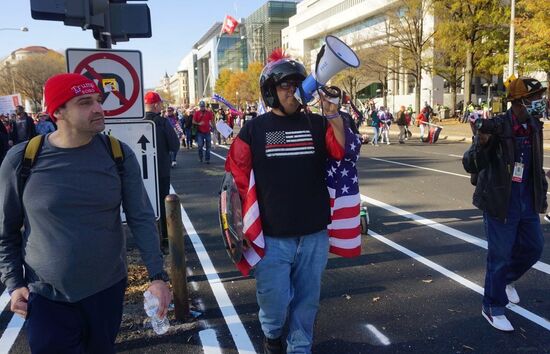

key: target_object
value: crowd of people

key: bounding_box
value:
[0,106,57,166]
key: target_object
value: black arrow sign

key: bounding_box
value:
[137,135,150,179]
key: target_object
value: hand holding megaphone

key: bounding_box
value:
[295,35,360,105]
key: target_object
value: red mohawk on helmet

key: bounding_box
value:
[268,48,289,63]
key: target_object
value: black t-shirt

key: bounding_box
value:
[238,111,331,237]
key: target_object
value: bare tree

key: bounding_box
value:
[3,51,66,112]
[386,0,435,113]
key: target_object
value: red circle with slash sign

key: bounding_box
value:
[73,53,140,116]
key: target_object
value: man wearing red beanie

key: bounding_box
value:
[143,90,180,250]
[0,73,171,353]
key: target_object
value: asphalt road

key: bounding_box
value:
[1,137,549,353]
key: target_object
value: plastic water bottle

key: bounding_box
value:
[143,291,169,335]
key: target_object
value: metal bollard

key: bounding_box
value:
[165,194,189,321]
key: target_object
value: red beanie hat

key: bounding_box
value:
[44,73,101,120]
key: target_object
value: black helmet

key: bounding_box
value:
[259,58,307,108]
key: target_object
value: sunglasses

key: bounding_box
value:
[278,81,301,90]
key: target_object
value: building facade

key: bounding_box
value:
[282,0,445,111]
[244,0,297,64]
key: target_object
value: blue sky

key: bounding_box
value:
[0,1,268,88]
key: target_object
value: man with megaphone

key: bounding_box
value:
[224,43,362,354]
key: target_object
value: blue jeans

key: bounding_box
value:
[482,198,544,315]
[371,126,379,145]
[196,132,211,162]
[169,150,177,163]
[254,230,329,354]
[184,128,193,147]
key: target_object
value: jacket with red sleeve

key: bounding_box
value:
[226,111,344,237]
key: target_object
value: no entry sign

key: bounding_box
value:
[66,48,144,119]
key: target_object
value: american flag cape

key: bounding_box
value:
[235,123,362,276]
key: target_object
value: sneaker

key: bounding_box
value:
[482,308,514,332]
[206,160,210,164]
[171,161,177,168]
[505,284,520,304]
[263,337,284,354]
[544,213,550,223]
[386,141,391,145]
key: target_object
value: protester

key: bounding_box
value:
[396,105,407,144]
[417,109,428,141]
[462,76,547,332]
[143,91,180,249]
[165,106,183,167]
[35,113,56,135]
[0,73,171,353]
[225,50,349,354]
[9,105,36,146]
[378,106,391,145]
[183,108,195,149]
[0,116,9,165]
[192,101,215,164]
[370,106,380,146]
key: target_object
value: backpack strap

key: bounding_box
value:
[104,134,125,178]
[20,135,45,192]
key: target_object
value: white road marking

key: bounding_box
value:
[368,229,550,331]
[0,313,25,353]
[200,329,223,354]
[171,186,256,354]
[362,195,550,275]
[0,290,25,352]
[0,290,11,314]
[367,156,550,195]
[368,157,470,178]
[365,324,391,345]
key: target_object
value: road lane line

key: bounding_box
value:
[0,313,25,353]
[0,289,25,352]
[362,195,550,275]
[365,324,391,345]
[368,230,550,331]
[171,186,255,354]
[368,156,550,195]
[0,290,11,314]
[368,157,470,178]
[200,329,223,354]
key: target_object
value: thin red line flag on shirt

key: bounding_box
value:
[222,15,239,35]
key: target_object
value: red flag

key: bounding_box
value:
[221,15,239,35]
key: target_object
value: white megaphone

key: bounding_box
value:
[296,35,360,105]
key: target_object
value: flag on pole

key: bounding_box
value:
[257,99,266,115]
[221,15,239,35]
[212,93,241,115]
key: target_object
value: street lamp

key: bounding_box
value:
[482,82,495,103]
[0,27,29,32]
[422,88,432,105]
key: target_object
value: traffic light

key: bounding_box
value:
[30,0,151,44]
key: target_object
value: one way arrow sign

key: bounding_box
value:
[137,134,150,179]
[103,119,159,219]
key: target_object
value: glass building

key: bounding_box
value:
[244,1,298,65]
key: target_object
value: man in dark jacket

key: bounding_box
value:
[0,117,9,165]
[143,91,180,248]
[462,76,547,332]
[9,106,36,145]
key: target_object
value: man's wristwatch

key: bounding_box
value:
[149,270,170,283]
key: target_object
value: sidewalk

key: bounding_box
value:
[359,119,550,149]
